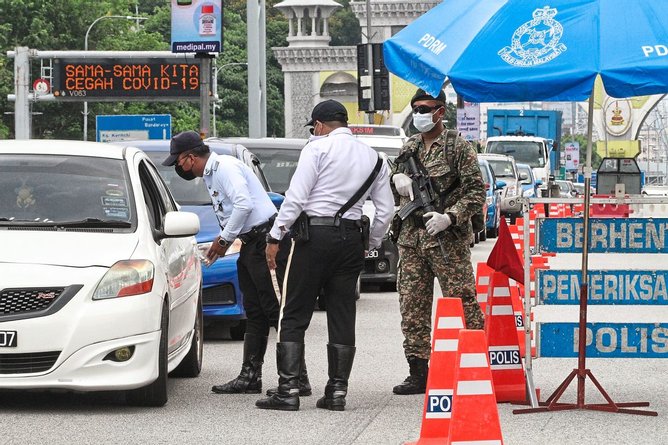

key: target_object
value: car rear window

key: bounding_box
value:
[0,154,134,225]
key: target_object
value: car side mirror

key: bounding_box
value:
[161,211,200,239]
[496,180,507,190]
[535,179,543,186]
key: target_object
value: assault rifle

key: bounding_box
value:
[395,150,448,259]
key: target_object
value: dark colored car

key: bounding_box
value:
[126,140,282,339]
[212,137,399,293]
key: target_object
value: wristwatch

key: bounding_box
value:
[266,234,280,244]
[217,237,232,248]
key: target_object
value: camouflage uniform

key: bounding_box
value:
[393,129,486,360]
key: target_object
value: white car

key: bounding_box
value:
[0,140,203,406]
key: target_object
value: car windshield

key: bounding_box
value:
[146,152,211,205]
[487,141,545,168]
[486,160,516,178]
[250,147,301,195]
[0,154,134,226]
[518,165,532,179]
[558,181,571,192]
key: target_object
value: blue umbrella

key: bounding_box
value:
[383,0,668,102]
[384,0,665,416]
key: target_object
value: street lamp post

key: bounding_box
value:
[211,62,248,138]
[83,15,146,141]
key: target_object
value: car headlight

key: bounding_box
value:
[486,196,494,206]
[197,239,243,261]
[92,260,155,300]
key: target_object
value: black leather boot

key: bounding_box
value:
[266,353,312,397]
[392,357,428,395]
[316,343,356,411]
[212,333,267,394]
[255,342,302,411]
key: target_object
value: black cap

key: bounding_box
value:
[410,88,446,107]
[305,99,348,126]
[162,131,204,166]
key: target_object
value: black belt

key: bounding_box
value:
[309,216,361,228]
[238,216,276,244]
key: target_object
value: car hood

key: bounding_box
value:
[0,231,138,267]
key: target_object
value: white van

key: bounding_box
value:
[349,124,406,158]
[485,135,551,196]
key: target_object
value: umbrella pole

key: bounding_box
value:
[514,95,656,416]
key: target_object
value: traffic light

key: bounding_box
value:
[357,43,390,112]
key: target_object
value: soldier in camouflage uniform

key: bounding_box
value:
[391,89,486,395]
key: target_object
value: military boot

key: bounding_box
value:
[266,353,312,397]
[392,357,428,395]
[316,343,356,411]
[212,333,267,394]
[255,342,302,411]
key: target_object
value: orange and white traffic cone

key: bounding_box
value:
[447,329,504,445]
[484,271,527,403]
[404,298,466,445]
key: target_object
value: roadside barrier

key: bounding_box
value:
[484,271,526,402]
[447,329,504,445]
[404,298,465,445]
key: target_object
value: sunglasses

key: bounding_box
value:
[412,105,443,114]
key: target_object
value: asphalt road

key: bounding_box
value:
[2,239,666,445]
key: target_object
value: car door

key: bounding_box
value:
[139,159,199,355]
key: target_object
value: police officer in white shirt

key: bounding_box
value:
[162,131,311,396]
[256,100,394,411]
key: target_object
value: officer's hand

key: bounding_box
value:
[266,243,279,270]
[392,173,414,201]
[424,212,451,236]
[206,236,229,266]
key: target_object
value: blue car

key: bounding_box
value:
[517,163,542,199]
[129,140,283,339]
[478,158,502,239]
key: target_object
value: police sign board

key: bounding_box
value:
[96,114,171,143]
[425,389,453,419]
[538,322,668,358]
[537,218,668,253]
[537,269,668,305]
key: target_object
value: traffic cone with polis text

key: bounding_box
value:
[404,298,466,445]
[447,329,504,445]
[484,271,527,403]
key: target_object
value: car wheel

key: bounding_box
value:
[126,301,169,407]
[487,225,498,238]
[229,320,247,341]
[355,273,361,301]
[170,294,203,378]
[479,228,487,242]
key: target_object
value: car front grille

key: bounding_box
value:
[0,288,65,316]
[0,351,61,374]
[202,284,236,306]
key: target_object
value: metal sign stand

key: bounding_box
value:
[514,96,657,417]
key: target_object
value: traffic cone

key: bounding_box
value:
[475,262,494,314]
[484,271,527,403]
[404,298,466,445]
[447,329,504,445]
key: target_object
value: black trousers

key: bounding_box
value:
[277,224,364,346]
[237,234,290,337]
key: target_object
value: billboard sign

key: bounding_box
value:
[171,0,223,53]
[52,58,201,101]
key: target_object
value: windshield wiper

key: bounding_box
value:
[55,218,132,228]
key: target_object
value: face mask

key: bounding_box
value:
[413,112,436,133]
[175,164,196,181]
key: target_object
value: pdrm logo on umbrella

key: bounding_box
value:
[498,6,567,67]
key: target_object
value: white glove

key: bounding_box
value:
[424,212,451,236]
[392,173,414,201]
